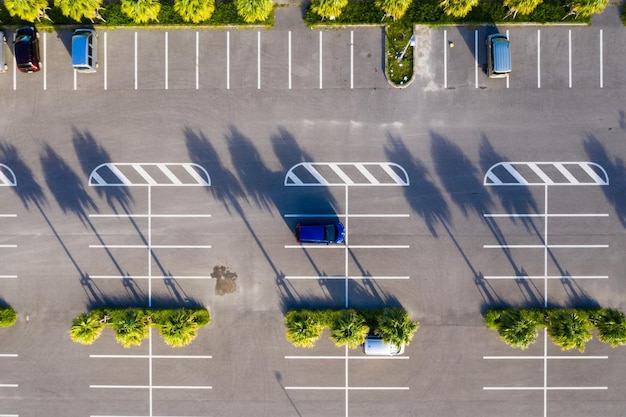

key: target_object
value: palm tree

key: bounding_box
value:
[55,0,104,22]
[375,0,412,20]
[121,0,161,24]
[285,310,323,348]
[5,0,50,22]
[375,307,419,349]
[157,309,198,347]
[503,0,542,18]
[548,310,593,352]
[439,0,478,18]
[234,0,273,23]
[565,0,608,18]
[310,0,349,20]
[69,312,104,345]
[496,308,539,349]
[330,310,369,349]
[0,307,17,328]
[596,308,626,347]
[174,0,216,23]
[113,309,149,348]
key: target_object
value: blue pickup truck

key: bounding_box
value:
[296,223,345,244]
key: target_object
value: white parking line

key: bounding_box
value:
[0,245,17,248]
[165,32,169,90]
[484,386,607,390]
[134,32,138,90]
[74,69,77,90]
[0,384,18,388]
[104,32,107,90]
[599,29,603,88]
[484,244,607,249]
[0,354,17,357]
[90,244,212,249]
[0,276,17,279]
[484,355,607,360]
[43,32,47,90]
[12,33,16,91]
[285,245,409,249]
[90,214,212,218]
[444,30,447,89]
[91,354,212,358]
[568,29,572,88]
[506,30,509,89]
[196,31,199,89]
[284,275,409,280]
[91,384,212,389]
[284,213,409,218]
[226,31,230,90]
[288,31,292,89]
[286,386,409,390]
[319,31,323,89]
[90,275,213,279]
[350,31,354,89]
[257,31,261,89]
[537,30,541,88]
[286,355,409,360]
[484,275,608,280]
[474,30,478,89]
[484,213,608,218]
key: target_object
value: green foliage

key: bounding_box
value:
[174,0,215,23]
[54,0,104,22]
[234,0,273,23]
[121,0,161,23]
[375,307,420,349]
[0,307,17,328]
[5,0,50,22]
[284,310,324,348]
[547,309,593,352]
[70,308,210,348]
[311,0,349,19]
[330,310,369,348]
[504,0,542,17]
[69,312,105,345]
[596,308,626,348]
[439,0,479,18]
[495,308,540,349]
[566,0,607,17]
[375,0,412,20]
[386,19,414,85]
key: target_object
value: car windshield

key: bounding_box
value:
[16,35,30,43]
[324,224,336,241]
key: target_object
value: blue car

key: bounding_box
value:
[296,222,345,244]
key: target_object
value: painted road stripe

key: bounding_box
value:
[286,386,409,390]
[196,31,199,89]
[132,164,158,186]
[568,30,572,88]
[285,275,409,280]
[350,31,354,89]
[444,30,447,89]
[484,275,608,280]
[285,245,409,249]
[43,32,47,90]
[284,214,409,218]
[474,30,478,88]
[286,355,409,360]
[165,32,168,90]
[90,214,212,218]
[0,384,18,388]
[0,245,17,248]
[12,33,15,91]
[134,32,138,90]
[319,31,323,89]
[506,30,509,89]
[0,214,17,217]
[90,245,212,249]
[537,30,541,88]
[484,355,607,360]
[288,31,292,89]
[484,213,607,218]
[91,385,212,389]
[484,244,607,249]
[0,354,17,357]
[484,386,607,390]
[328,163,355,185]
[88,274,212,279]
[600,29,603,88]
[0,276,17,279]
[104,32,107,90]
[157,163,182,185]
[226,32,230,89]
[91,354,212,358]
[74,68,77,90]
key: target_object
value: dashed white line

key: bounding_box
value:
[90,245,212,249]
[285,386,409,390]
[484,275,608,280]
[484,386,607,391]
[484,213,608,218]
[284,245,409,249]
[74,68,77,90]
[89,275,213,279]
[90,385,212,390]
[0,354,17,357]
[0,275,17,279]
[90,354,212,359]
[12,33,16,91]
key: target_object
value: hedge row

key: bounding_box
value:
[0,1,272,27]
[485,308,626,352]
[284,307,419,349]
[304,0,590,26]
[0,307,17,327]
[69,307,211,348]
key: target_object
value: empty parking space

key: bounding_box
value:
[137,32,167,89]
[166,30,199,90]
[228,30,260,90]
[197,30,228,89]
[260,29,289,89]
[352,28,388,89]
[290,29,322,89]
[105,30,136,90]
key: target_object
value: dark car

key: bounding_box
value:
[14,27,40,73]
[296,222,345,244]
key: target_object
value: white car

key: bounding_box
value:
[363,335,405,356]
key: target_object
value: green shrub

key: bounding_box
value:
[375,307,419,349]
[69,312,105,345]
[284,310,324,348]
[330,309,369,348]
[0,307,17,328]
[596,308,626,348]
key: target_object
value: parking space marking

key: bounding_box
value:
[104,32,108,90]
[537,30,541,88]
[288,31,292,89]
[482,161,610,417]
[599,29,603,88]
[134,32,138,90]
[319,31,323,89]
[285,213,409,218]
[485,275,608,280]
[43,32,47,90]
[569,30,572,88]
[474,30,478,89]
[89,275,213,279]
[506,30,509,89]
[286,355,408,360]
[227,31,230,89]
[196,31,199,89]
[258,31,261,89]
[285,275,409,280]
[350,31,354,89]
[444,30,447,89]
[165,32,169,90]
[12,33,16,91]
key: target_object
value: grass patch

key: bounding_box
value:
[386,19,414,86]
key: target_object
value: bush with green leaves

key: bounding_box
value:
[310,0,350,19]
[284,307,419,350]
[485,308,542,350]
[174,0,216,23]
[0,307,17,328]
[5,0,50,22]
[565,0,607,18]
[121,0,161,23]
[439,0,479,18]
[375,0,412,20]
[69,307,211,348]
[234,0,273,23]
[54,0,104,22]
[595,308,626,347]
[547,309,593,352]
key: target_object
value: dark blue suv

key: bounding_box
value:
[296,223,345,244]
[15,27,41,73]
